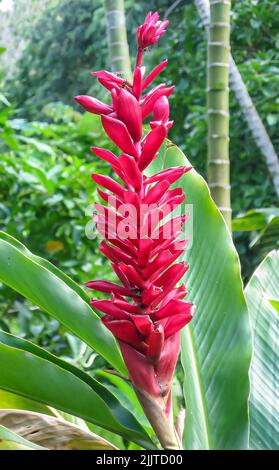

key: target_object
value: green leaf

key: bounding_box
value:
[95,370,152,434]
[250,216,279,255]
[232,208,279,232]
[0,231,89,303]
[0,424,46,450]
[232,208,279,256]
[149,143,251,450]
[245,250,279,449]
[0,389,54,416]
[0,410,118,450]
[268,298,279,313]
[0,331,154,449]
[0,231,126,375]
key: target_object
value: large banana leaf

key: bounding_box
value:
[0,331,154,449]
[0,231,126,375]
[0,424,46,450]
[0,410,117,450]
[245,250,279,450]
[149,143,252,449]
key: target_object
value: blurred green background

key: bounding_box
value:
[0,0,278,359]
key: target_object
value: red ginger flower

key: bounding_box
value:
[75,11,195,449]
[137,11,169,49]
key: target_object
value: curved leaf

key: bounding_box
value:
[0,389,54,416]
[95,370,152,434]
[0,424,46,450]
[149,143,251,450]
[0,410,117,450]
[0,232,126,375]
[232,208,279,257]
[0,232,89,303]
[245,250,279,450]
[0,332,154,449]
[232,208,279,232]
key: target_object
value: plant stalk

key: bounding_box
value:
[207,0,231,229]
[134,386,182,450]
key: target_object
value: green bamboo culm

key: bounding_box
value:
[207,0,231,229]
[104,0,132,81]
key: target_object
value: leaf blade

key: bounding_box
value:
[0,333,154,449]
[0,233,126,375]
[0,410,118,450]
[0,424,46,450]
[150,143,252,450]
[245,250,279,450]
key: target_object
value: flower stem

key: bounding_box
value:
[134,386,183,450]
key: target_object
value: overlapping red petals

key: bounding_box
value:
[75,11,195,411]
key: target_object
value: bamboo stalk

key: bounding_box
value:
[195,0,279,198]
[207,0,231,229]
[104,0,132,81]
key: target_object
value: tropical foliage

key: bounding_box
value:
[0,0,278,451]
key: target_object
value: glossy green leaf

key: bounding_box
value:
[232,208,279,257]
[0,424,46,450]
[0,231,126,375]
[251,216,279,252]
[149,143,251,450]
[0,331,154,449]
[0,410,118,450]
[95,370,152,434]
[245,250,279,450]
[232,208,279,232]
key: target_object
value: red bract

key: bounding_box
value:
[137,11,169,50]
[75,11,195,447]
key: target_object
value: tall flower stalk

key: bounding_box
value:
[75,11,195,450]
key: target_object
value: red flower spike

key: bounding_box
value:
[118,154,142,191]
[144,180,170,205]
[101,114,138,158]
[91,300,129,320]
[90,147,119,167]
[138,125,168,170]
[117,88,142,142]
[132,66,143,100]
[85,280,137,297]
[132,315,153,336]
[137,11,169,50]
[142,60,168,91]
[141,85,174,119]
[91,174,126,199]
[104,318,146,351]
[77,11,196,450]
[147,324,164,361]
[92,70,124,90]
[146,166,191,185]
[153,95,170,123]
[74,95,112,115]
